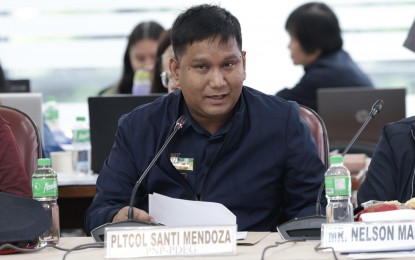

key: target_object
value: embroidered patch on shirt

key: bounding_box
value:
[170,153,194,171]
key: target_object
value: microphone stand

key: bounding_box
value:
[277,100,383,241]
[127,115,187,220]
[91,115,187,242]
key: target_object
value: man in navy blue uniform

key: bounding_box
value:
[85,4,325,234]
[357,19,415,206]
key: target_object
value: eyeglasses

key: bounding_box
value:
[160,71,172,88]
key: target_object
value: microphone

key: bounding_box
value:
[277,100,383,240]
[91,115,187,242]
[341,99,383,157]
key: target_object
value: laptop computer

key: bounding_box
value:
[317,87,406,156]
[6,79,30,93]
[0,93,44,144]
[88,94,163,174]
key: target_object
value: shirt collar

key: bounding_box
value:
[177,90,244,137]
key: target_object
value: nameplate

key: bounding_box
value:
[105,225,237,258]
[321,222,415,253]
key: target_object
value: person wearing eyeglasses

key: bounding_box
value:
[151,29,180,94]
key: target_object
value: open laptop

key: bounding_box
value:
[88,94,163,174]
[0,93,44,144]
[6,79,30,92]
[317,87,406,155]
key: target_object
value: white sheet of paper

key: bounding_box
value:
[237,231,247,240]
[149,193,236,227]
[348,251,415,259]
[361,209,415,222]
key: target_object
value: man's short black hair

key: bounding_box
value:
[285,2,342,56]
[171,4,242,59]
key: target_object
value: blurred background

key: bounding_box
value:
[0,0,414,102]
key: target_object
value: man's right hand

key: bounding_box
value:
[112,206,154,223]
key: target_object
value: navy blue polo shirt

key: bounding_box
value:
[170,107,234,199]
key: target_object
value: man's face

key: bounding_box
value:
[170,37,246,124]
[288,33,319,66]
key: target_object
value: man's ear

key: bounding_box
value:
[242,51,247,80]
[170,57,180,82]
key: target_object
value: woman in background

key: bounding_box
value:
[150,29,180,94]
[276,2,373,111]
[99,21,164,95]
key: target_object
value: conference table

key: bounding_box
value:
[4,232,414,260]
[2,232,349,260]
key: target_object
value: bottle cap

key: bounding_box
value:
[76,116,86,121]
[38,158,51,166]
[329,155,344,164]
[134,69,151,82]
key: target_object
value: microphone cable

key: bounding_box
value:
[260,238,306,260]
[314,242,339,260]
[0,241,104,259]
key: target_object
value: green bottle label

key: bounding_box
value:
[325,176,351,197]
[73,129,90,142]
[45,109,58,121]
[32,178,58,197]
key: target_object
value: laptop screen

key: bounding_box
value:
[88,94,163,174]
[317,87,406,155]
[6,79,30,93]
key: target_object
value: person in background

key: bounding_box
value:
[150,29,180,94]
[99,21,164,95]
[357,18,415,206]
[85,4,325,234]
[0,67,29,197]
[43,119,64,158]
[0,114,32,197]
[276,2,373,111]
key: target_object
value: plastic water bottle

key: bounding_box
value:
[72,116,91,174]
[43,96,70,145]
[44,96,59,132]
[32,158,60,246]
[325,155,354,223]
[132,69,151,95]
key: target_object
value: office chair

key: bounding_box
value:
[0,105,43,179]
[299,105,329,168]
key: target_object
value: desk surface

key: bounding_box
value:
[0,233,345,260]
[57,174,97,199]
[58,173,98,186]
[3,232,415,260]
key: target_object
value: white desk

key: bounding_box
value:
[58,173,98,186]
[1,233,339,260]
[58,174,97,199]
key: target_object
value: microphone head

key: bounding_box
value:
[369,99,383,117]
[175,115,187,130]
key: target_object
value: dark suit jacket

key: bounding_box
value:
[357,116,415,205]
[85,87,326,234]
[276,49,373,111]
